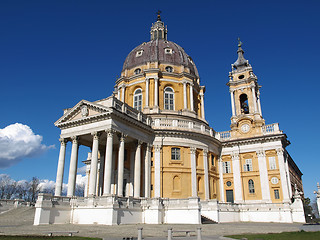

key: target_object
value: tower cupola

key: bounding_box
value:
[150,11,168,41]
[227,39,265,134]
[232,38,251,71]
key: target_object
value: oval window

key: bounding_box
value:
[134,68,141,75]
[165,66,173,72]
[238,74,245,79]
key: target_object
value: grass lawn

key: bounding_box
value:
[226,231,320,240]
[0,237,101,240]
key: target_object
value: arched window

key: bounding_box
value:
[134,68,141,75]
[165,66,173,72]
[164,87,174,110]
[133,88,142,111]
[240,94,249,114]
[248,179,255,194]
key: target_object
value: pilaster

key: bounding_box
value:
[231,152,242,203]
[190,147,197,197]
[257,150,271,202]
[154,145,161,197]
[276,148,290,203]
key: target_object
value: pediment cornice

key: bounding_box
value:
[55,100,112,128]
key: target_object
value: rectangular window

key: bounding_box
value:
[223,161,231,173]
[269,157,277,170]
[243,159,253,171]
[171,148,180,160]
[274,189,280,199]
[211,155,215,166]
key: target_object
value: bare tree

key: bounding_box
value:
[29,177,40,203]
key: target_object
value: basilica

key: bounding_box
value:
[34,14,305,225]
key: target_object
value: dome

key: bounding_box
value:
[121,15,199,78]
[122,40,199,77]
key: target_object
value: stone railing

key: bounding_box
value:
[215,131,231,141]
[152,118,215,137]
[216,123,282,142]
[104,96,152,126]
[262,123,282,135]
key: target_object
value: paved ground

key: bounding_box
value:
[0,206,319,240]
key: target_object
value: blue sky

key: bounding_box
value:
[0,0,319,200]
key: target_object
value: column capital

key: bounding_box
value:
[118,133,127,142]
[256,149,265,157]
[190,147,197,154]
[203,149,208,155]
[229,89,234,93]
[146,143,152,151]
[105,129,116,137]
[91,131,101,140]
[136,140,143,147]
[154,145,161,152]
[71,136,79,143]
[59,138,68,145]
[276,148,284,156]
[231,152,239,160]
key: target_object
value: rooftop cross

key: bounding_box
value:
[156,10,162,21]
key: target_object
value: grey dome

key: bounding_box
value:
[122,39,199,77]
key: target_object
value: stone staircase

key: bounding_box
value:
[201,214,217,224]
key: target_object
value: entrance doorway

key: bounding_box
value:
[226,190,234,203]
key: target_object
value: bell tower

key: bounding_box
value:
[227,39,264,135]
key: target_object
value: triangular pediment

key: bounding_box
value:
[55,100,111,127]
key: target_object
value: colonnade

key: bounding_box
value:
[54,130,152,198]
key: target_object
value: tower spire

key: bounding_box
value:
[233,38,250,70]
[150,11,167,41]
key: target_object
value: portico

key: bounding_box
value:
[54,96,154,198]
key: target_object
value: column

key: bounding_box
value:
[231,152,243,202]
[257,91,262,115]
[88,132,100,196]
[129,148,135,196]
[98,154,105,196]
[145,78,149,107]
[190,147,197,197]
[200,92,205,119]
[277,148,290,202]
[154,78,159,107]
[189,83,194,111]
[316,183,320,217]
[67,136,79,197]
[144,144,152,198]
[154,145,161,197]
[117,87,120,100]
[251,86,258,113]
[103,130,114,195]
[55,138,67,196]
[285,153,293,198]
[203,149,209,200]
[117,134,126,196]
[230,90,236,116]
[257,150,271,202]
[183,81,187,109]
[121,85,126,102]
[218,157,225,202]
[134,141,142,197]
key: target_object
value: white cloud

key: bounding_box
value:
[0,123,54,169]
[39,179,56,191]
[77,165,87,175]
